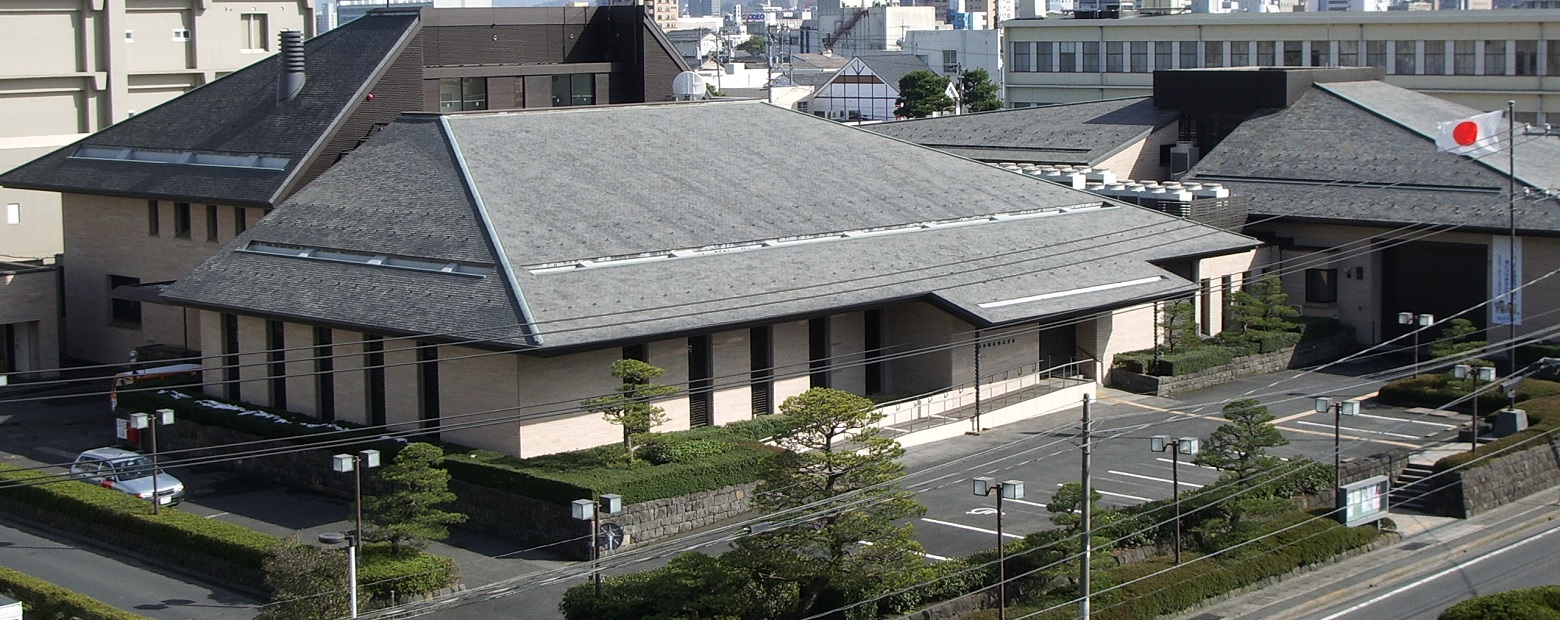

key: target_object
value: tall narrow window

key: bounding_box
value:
[1035,42,1053,72]
[1081,41,1100,72]
[418,342,440,438]
[222,314,240,400]
[1394,41,1416,74]
[173,202,192,238]
[314,327,334,422]
[234,207,248,235]
[241,13,269,52]
[5,203,18,225]
[108,275,142,327]
[1130,41,1148,72]
[1256,41,1276,66]
[1203,41,1223,68]
[942,49,960,74]
[267,320,286,410]
[1454,40,1476,75]
[1424,41,1446,75]
[1548,40,1560,76]
[1306,269,1338,304]
[205,205,219,241]
[1231,41,1251,66]
[1179,41,1198,69]
[1057,42,1077,73]
[1309,41,1329,66]
[750,326,773,416]
[864,310,883,396]
[364,335,386,427]
[1337,40,1358,66]
[1515,40,1538,75]
[809,317,830,388]
[1154,41,1172,70]
[1282,41,1302,67]
[1012,41,1033,72]
[688,335,712,427]
[148,200,160,236]
[1484,40,1507,75]
[1365,41,1387,68]
[1106,41,1125,72]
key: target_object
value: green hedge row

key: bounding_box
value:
[0,463,275,570]
[1439,585,1560,619]
[0,464,456,599]
[132,388,790,507]
[1375,373,1528,412]
[1112,332,1305,377]
[358,546,460,601]
[0,565,150,620]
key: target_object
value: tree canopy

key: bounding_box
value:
[363,442,467,554]
[1193,398,1289,483]
[1227,275,1299,336]
[257,538,349,620]
[958,68,1003,112]
[895,70,955,119]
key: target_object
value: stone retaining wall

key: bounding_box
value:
[1108,334,1355,397]
[151,421,755,560]
[1440,434,1560,518]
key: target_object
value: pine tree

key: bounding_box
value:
[363,442,467,554]
[582,359,677,464]
[958,69,1003,112]
[1193,398,1289,483]
[894,70,955,118]
[1159,300,1201,354]
[1227,275,1298,336]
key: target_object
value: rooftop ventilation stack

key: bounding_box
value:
[277,30,305,103]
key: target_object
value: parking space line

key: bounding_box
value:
[1352,412,1458,429]
[1108,470,1204,489]
[1294,420,1419,439]
[1056,483,1150,502]
[1277,424,1417,448]
[861,539,950,561]
[921,518,1025,539]
[204,512,230,519]
[1156,457,1220,471]
[1006,497,1048,509]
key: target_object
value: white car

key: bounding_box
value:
[70,447,185,506]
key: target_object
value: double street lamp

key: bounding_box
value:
[128,408,174,515]
[1147,435,1198,565]
[330,449,380,618]
[1315,397,1360,489]
[1398,312,1435,371]
[972,477,1024,620]
[572,493,624,602]
[1454,364,1498,454]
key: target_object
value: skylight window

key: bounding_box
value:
[71,145,290,171]
[241,242,493,277]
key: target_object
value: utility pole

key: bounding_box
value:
[1079,393,1092,619]
[765,26,774,104]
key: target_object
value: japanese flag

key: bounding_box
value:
[1435,110,1503,157]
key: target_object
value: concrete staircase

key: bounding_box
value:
[1389,462,1440,514]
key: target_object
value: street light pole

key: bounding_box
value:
[1315,398,1359,489]
[332,449,380,619]
[1398,313,1434,371]
[973,477,1024,620]
[1149,435,1198,565]
[1455,364,1498,454]
[573,493,623,607]
[129,408,175,515]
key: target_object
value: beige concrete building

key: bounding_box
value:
[1002,10,1560,124]
[0,0,315,264]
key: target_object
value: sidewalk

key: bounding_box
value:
[1179,484,1560,620]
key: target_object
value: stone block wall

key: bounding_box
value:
[1108,333,1356,397]
[151,419,756,560]
[1445,436,1560,518]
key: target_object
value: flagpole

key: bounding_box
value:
[1507,99,1517,377]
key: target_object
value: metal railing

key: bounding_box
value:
[874,358,1094,431]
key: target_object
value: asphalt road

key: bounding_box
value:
[1296,516,1560,620]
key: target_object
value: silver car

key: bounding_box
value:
[70,447,185,506]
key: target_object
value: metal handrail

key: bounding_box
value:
[874,358,1094,429]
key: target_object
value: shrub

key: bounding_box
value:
[1434,395,1560,473]
[1156,346,1238,376]
[1377,374,1556,412]
[1439,585,1560,620]
[1290,316,1344,342]
[357,545,459,601]
[0,464,275,570]
[0,565,149,620]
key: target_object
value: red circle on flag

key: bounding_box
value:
[1453,121,1480,146]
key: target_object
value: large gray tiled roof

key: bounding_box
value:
[1188,81,1560,233]
[0,12,418,208]
[866,98,1176,165]
[855,54,937,92]
[165,100,1256,350]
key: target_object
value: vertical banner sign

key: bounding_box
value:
[1493,236,1523,326]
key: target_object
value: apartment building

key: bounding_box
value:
[1002,10,1560,124]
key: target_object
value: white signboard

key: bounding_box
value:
[1338,475,1390,527]
[1493,236,1523,326]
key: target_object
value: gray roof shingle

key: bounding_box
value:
[165,100,1258,350]
[1187,81,1560,233]
[0,12,418,208]
[855,54,937,92]
[866,97,1176,165]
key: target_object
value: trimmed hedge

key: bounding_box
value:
[444,443,778,505]
[358,545,460,601]
[1375,373,1530,412]
[0,463,275,570]
[0,565,149,620]
[1434,394,1560,473]
[1439,585,1560,620]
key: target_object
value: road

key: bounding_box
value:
[1296,516,1560,620]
